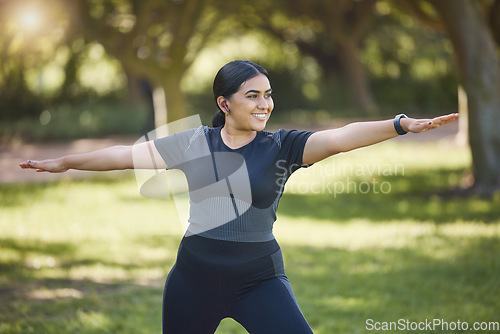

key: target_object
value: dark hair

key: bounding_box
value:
[212,60,269,127]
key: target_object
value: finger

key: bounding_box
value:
[436,113,459,123]
[431,116,446,125]
[19,160,36,169]
[431,113,459,127]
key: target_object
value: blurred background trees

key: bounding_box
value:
[430,0,500,196]
[57,0,239,126]
[400,0,500,195]
[1,0,499,194]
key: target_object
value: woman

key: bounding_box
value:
[20,60,459,333]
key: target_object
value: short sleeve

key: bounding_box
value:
[153,126,209,169]
[276,129,314,174]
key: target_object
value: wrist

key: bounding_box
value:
[59,156,70,170]
[400,117,411,133]
[393,114,408,135]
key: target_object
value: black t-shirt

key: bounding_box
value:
[154,126,313,242]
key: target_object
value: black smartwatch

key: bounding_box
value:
[394,114,408,135]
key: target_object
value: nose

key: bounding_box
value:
[257,97,269,110]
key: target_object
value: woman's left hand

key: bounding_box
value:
[403,113,460,133]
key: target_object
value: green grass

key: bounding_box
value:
[1,140,499,333]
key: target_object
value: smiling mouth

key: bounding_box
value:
[251,113,267,120]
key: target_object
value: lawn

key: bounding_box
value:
[1,139,499,333]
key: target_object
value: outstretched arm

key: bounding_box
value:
[303,113,459,165]
[19,141,167,173]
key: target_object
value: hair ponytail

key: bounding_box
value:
[212,110,226,127]
[211,60,269,128]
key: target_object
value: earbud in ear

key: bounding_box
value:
[221,101,229,112]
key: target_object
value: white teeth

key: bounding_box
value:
[252,113,267,120]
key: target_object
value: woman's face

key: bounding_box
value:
[223,73,274,132]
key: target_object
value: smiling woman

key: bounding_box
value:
[218,74,274,148]
[20,59,459,334]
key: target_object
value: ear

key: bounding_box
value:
[217,96,230,113]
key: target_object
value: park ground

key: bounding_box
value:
[1,120,499,334]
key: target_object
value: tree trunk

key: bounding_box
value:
[160,70,187,125]
[431,0,500,196]
[455,85,468,147]
[336,39,378,115]
[123,67,156,132]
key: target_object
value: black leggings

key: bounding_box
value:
[162,235,313,334]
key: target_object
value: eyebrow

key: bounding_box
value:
[245,89,272,94]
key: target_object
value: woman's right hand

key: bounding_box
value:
[19,159,68,173]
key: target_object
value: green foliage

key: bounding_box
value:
[0,0,462,129]
[361,6,459,115]
[1,101,149,144]
[0,64,48,121]
[1,141,499,333]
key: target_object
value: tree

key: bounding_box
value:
[57,0,230,126]
[482,0,500,46]
[401,0,500,195]
[0,0,70,120]
[247,0,379,114]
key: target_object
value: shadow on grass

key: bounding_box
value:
[0,276,163,334]
[1,167,499,333]
[1,230,499,333]
[279,168,500,224]
[281,234,500,333]
[0,238,77,282]
[0,182,52,208]
[0,234,180,281]
[0,234,179,333]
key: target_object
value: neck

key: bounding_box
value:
[221,126,257,149]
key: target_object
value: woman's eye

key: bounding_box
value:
[265,94,272,98]
[247,95,257,98]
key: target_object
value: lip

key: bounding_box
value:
[251,113,267,120]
